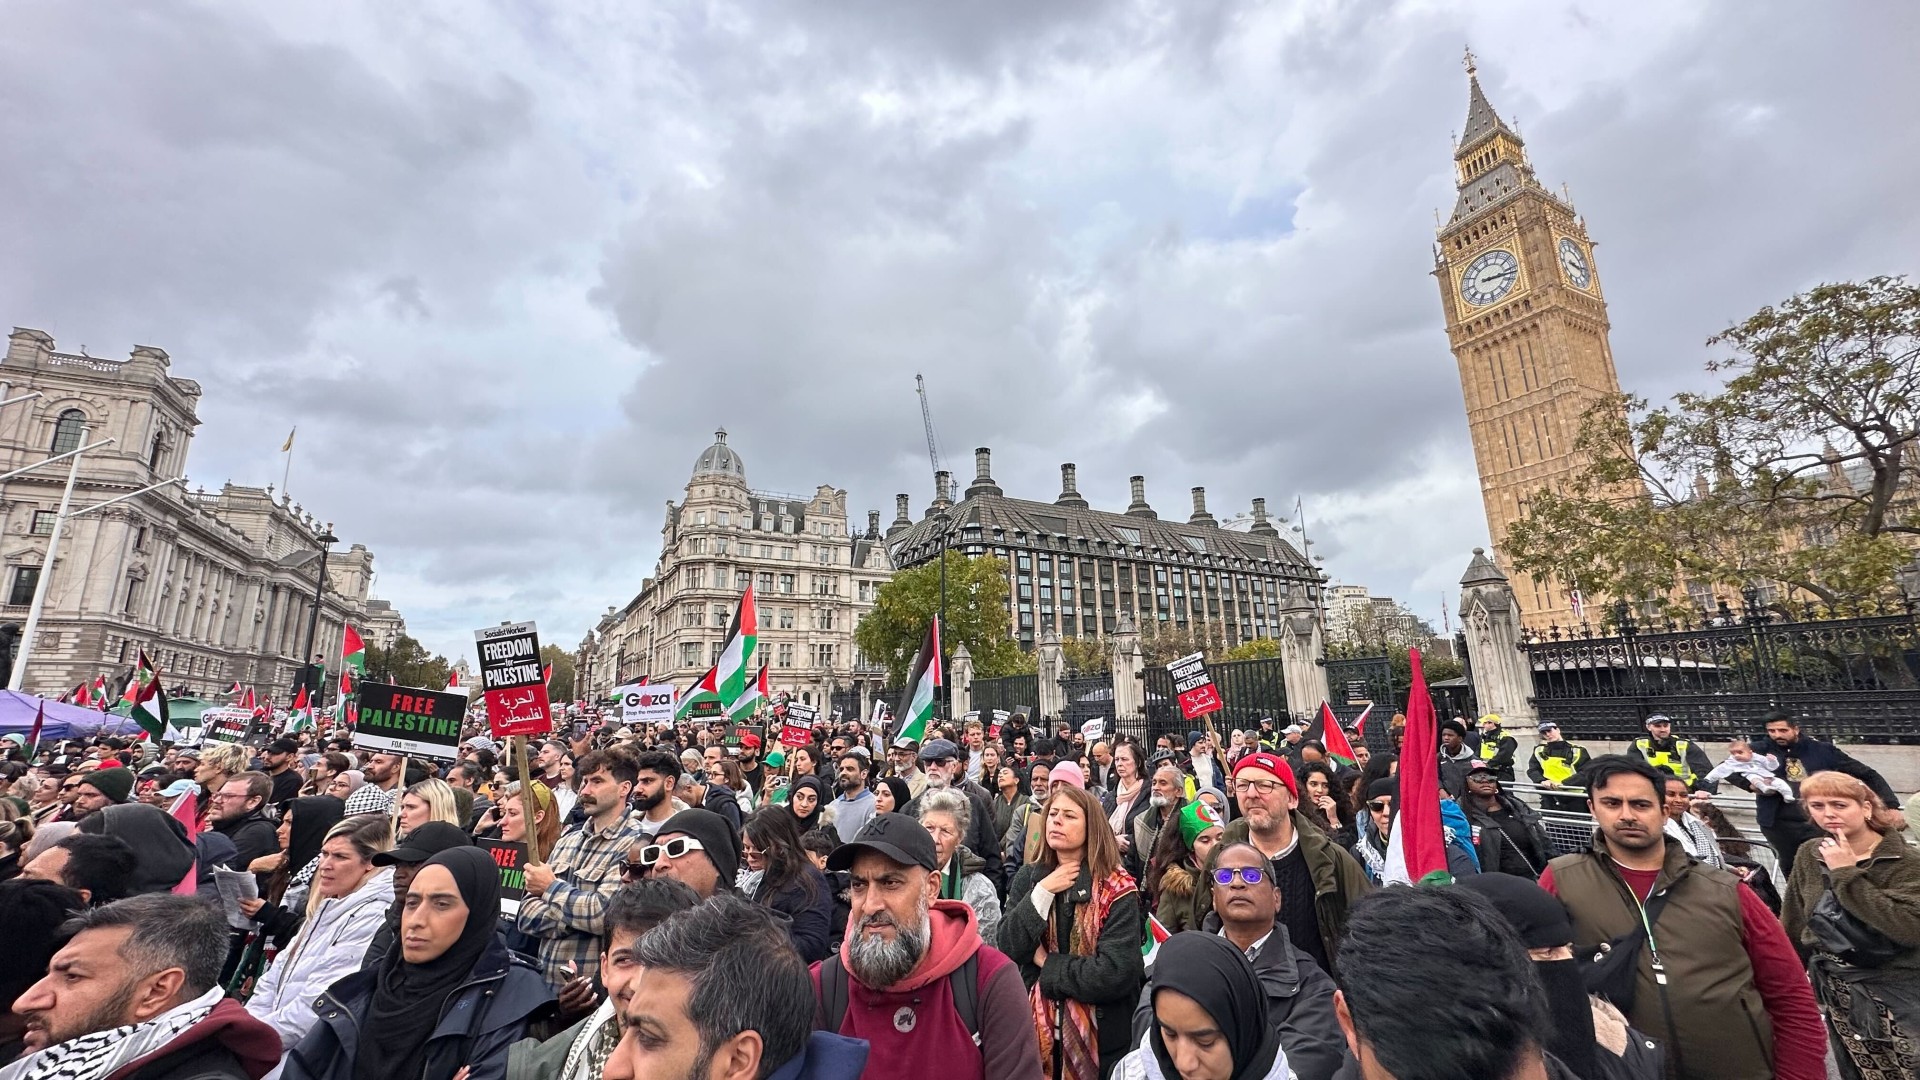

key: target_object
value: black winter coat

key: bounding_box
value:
[755,863,835,964]
[1001,862,1145,1076]
[1461,794,1552,878]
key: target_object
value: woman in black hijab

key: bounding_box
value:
[871,775,912,816]
[786,774,828,834]
[285,846,554,1080]
[1116,932,1289,1080]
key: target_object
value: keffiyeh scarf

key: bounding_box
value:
[0,986,223,1080]
[1030,869,1137,1080]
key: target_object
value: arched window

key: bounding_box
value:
[50,410,87,455]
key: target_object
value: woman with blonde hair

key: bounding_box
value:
[484,778,560,857]
[1002,783,1145,1080]
[1780,770,1920,1079]
[397,778,461,837]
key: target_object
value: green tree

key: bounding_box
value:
[1220,637,1281,661]
[1059,637,1109,673]
[541,644,576,701]
[363,634,453,691]
[857,553,1026,683]
[1506,276,1920,616]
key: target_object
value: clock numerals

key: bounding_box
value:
[1557,237,1592,289]
[1460,249,1518,307]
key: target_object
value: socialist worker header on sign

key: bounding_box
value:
[1166,651,1224,721]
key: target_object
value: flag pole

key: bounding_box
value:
[513,735,545,864]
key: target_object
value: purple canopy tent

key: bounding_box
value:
[0,691,146,741]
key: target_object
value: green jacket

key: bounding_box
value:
[1221,810,1373,977]
[1781,828,1920,969]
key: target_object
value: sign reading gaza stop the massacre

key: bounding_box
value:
[476,621,552,739]
[353,682,466,762]
[1167,651,1224,721]
[616,683,676,727]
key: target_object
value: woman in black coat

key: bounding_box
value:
[1001,784,1145,1080]
[741,806,833,963]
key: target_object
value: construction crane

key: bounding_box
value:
[915,373,943,480]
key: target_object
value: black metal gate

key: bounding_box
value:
[1322,655,1395,750]
[1142,656,1287,749]
[1524,599,1920,744]
[971,674,1039,721]
[1060,673,1116,737]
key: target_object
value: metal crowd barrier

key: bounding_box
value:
[1498,779,1781,878]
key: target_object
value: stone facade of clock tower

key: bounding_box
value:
[1434,58,1622,630]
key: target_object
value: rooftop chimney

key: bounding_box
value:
[965,447,1003,498]
[1189,486,1217,527]
[931,470,954,512]
[888,494,912,537]
[1125,475,1157,519]
[1055,463,1089,509]
[867,510,880,538]
[1249,497,1280,537]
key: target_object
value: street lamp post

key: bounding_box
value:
[299,525,339,703]
[936,508,951,717]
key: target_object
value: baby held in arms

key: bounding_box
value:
[1703,740,1795,801]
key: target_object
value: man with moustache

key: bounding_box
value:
[812,814,1042,1080]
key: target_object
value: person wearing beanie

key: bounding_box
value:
[645,808,739,899]
[70,767,134,816]
[1220,751,1372,978]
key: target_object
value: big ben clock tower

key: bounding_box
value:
[1435,52,1624,630]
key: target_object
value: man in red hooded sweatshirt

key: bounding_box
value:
[813,813,1043,1080]
[9,893,281,1080]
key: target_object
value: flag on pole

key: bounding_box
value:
[285,687,313,734]
[1352,702,1373,739]
[124,652,168,740]
[341,626,366,676]
[726,661,770,719]
[73,682,90,709]
[226,680,244,700]
[26,700,44,759]
[1382,648,1450,887]
[675,664,722,721]
[281,428,296,453]
[1306,702,1360,769]
[712,585,759,710]
[91,676,108,711]
[446,670,460,690]
[891,617,942,746]
[1141,914,1172,965]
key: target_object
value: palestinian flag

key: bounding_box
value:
[1383,649,1451,887]
[726,661,770,719]
[1142,914,1172,965]
[124,652,168,740]
[285,686,313,734]
[713,585,758,709]
[542,662,553,687]
[891,617,941,747]
[1353,702,1373,739]
[226,680,244,700]
[1306,702,1360,768]
[675,664,722,721]
[91,676,108,711]
[446,670,460,689]
[72,682,90,708]
[341,626,367,676]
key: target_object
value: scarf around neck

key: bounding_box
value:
[0,985,223,1080]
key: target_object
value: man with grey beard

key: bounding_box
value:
[812,813,1043,1080]
[904,738,1005,892]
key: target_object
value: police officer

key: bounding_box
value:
[1628,714,1714,791]
[1473,713,1518,782]
[1526,722,1590,813]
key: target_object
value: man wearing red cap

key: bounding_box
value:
[1224,751,1372,978]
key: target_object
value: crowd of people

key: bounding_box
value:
[0,701,1911,1080]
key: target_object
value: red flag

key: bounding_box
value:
[447,670,460,689]
[169,789,200,894]
[26,700,44,757]
[1352,703,1373,738]
[1384,649,1450,885]
[1311,703,1360,768]
[73,682,89,708]
[91,676,108,711]
[542,663,553,687]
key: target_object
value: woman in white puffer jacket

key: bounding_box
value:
[247,815,396,1051]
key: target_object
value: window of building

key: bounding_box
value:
[858,581,873,602]
[694,511,707,526]
[687,568,706,588]
[1017,554,1032,572]
[687,537,706,554]
[680,642,701,665]
[711,641,726,665]
[814,608,836,630]
[779,574,795,594]
[779,608,794,629]
[816,546,834,565]
[717,511,730,526]
[712,604,729,627]
[7,567,39,606]
[1114,526,1141,545]
[715,539,729,554]
[811,643,836,668]
[735,570,751,589]
[682,607,701,627]
[758,572,774,593]
[1018,582,1033,599]
[123,577,142,614]
[760,545,773,558]
[814,575,836,596]
[30,511,56,535]
[780,547,795,560]
[50,410,86,456]
[777,643,795,668]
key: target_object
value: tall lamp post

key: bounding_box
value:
[298,525,338,703]
[936,507,952,718]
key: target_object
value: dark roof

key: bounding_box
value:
[692,429,745,480]
[886,492,1316,575]
[1460,547,1508,587]
[1459,73,1518,151]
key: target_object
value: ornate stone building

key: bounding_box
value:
[575,431,894,713]
[1434,57,1625,630]
[883,449,1323,653]
[0,327,402,699]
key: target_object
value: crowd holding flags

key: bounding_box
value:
[676,584,759,721]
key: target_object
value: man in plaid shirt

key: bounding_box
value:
[518,748,646,989]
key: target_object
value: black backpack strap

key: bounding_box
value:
[949,951,981,1047]
[821,954,850,1032]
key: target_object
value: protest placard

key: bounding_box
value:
[475,621,552,739]
[479,837,527,916]
[784,702,818,727]
[200,708,250,745]
[778,722,812,748]
[990,709,1009,741]
[1166,651,1224,721]
[617,683,676,726]
[352,682,465,762]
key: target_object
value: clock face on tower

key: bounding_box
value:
[1460,249,1519,307]
[1557,237,1592,289]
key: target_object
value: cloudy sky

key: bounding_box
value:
[2,1,1913,664]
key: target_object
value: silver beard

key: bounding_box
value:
[847,898,930,988]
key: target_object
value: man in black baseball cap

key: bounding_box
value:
[260,738,303,806]
[818,814,1042,1079]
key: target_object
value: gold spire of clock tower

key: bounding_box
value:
[1434,56,1623,630]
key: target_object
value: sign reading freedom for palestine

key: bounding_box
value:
[353,682,466,762]
[476,620,553,739]
[1167,651,1224,721]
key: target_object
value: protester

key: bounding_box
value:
[1141,801,1224,936]
[260,738,305,806]
[22,832,137,906]
[211,772,280,883]
[871,775,909,817]
[323,770,365,801]
[642,808,740,900]
[1733,710,1904,872]
[1331,886,1554,1080]
[363,821,477,968]
[629,750,688,840]
[787,775,828,834]
[1540,755,1825,1080]
[992,763,1030,840]
[815,812,1040,1080]
[1108,742,1149,858]
[0,878,87,1064]
[830,752,878,844]
[1222,752,1370,978]
[245,815,395,1050]
[915,788,1002,945]
[741,806,835,963]
[506,879,700,1080]
[489,779,562,858]
[518,749,645,990]
[398,779,462,836]
[1115,932,1291,1080]
[1458,762,1551,878]
[342,753,403,817]
[69,767,134,816]
[242,794,347,941]
[9,893,280,1080]
[601,895,867,1080]
[300,752,352,799]
[72,802,197,897]
[1128,765,1183,881]
[1780,770,1920,1078]
[193,744,249,825]
[1660,775,1726,868]
[1294,762,1353,845]
[1002,784,1145,1080]
[908,739,1005,892]
[285,848,555,1080]
[1690,797,1783,911]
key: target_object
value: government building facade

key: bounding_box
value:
[575,431,894,715]
[0,327,403,700]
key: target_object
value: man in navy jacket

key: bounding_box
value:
[1732,709,1904,868]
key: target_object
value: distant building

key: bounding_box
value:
[883,449,1321,652]
[576,430,894,714]
[0,327,402,699]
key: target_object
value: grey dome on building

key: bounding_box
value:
[692,428,745,481]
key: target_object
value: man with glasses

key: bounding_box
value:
[211,772,280,887]
[519,748,646,991]
[1131,840,1347,1080]
[1224,752,1371,979]
[635,808,739,899]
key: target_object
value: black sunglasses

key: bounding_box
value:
[1367,800,1393,813]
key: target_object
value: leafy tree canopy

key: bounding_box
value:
[856,553,1026,684]
[541,644,576,702]
[364,634,453,692]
